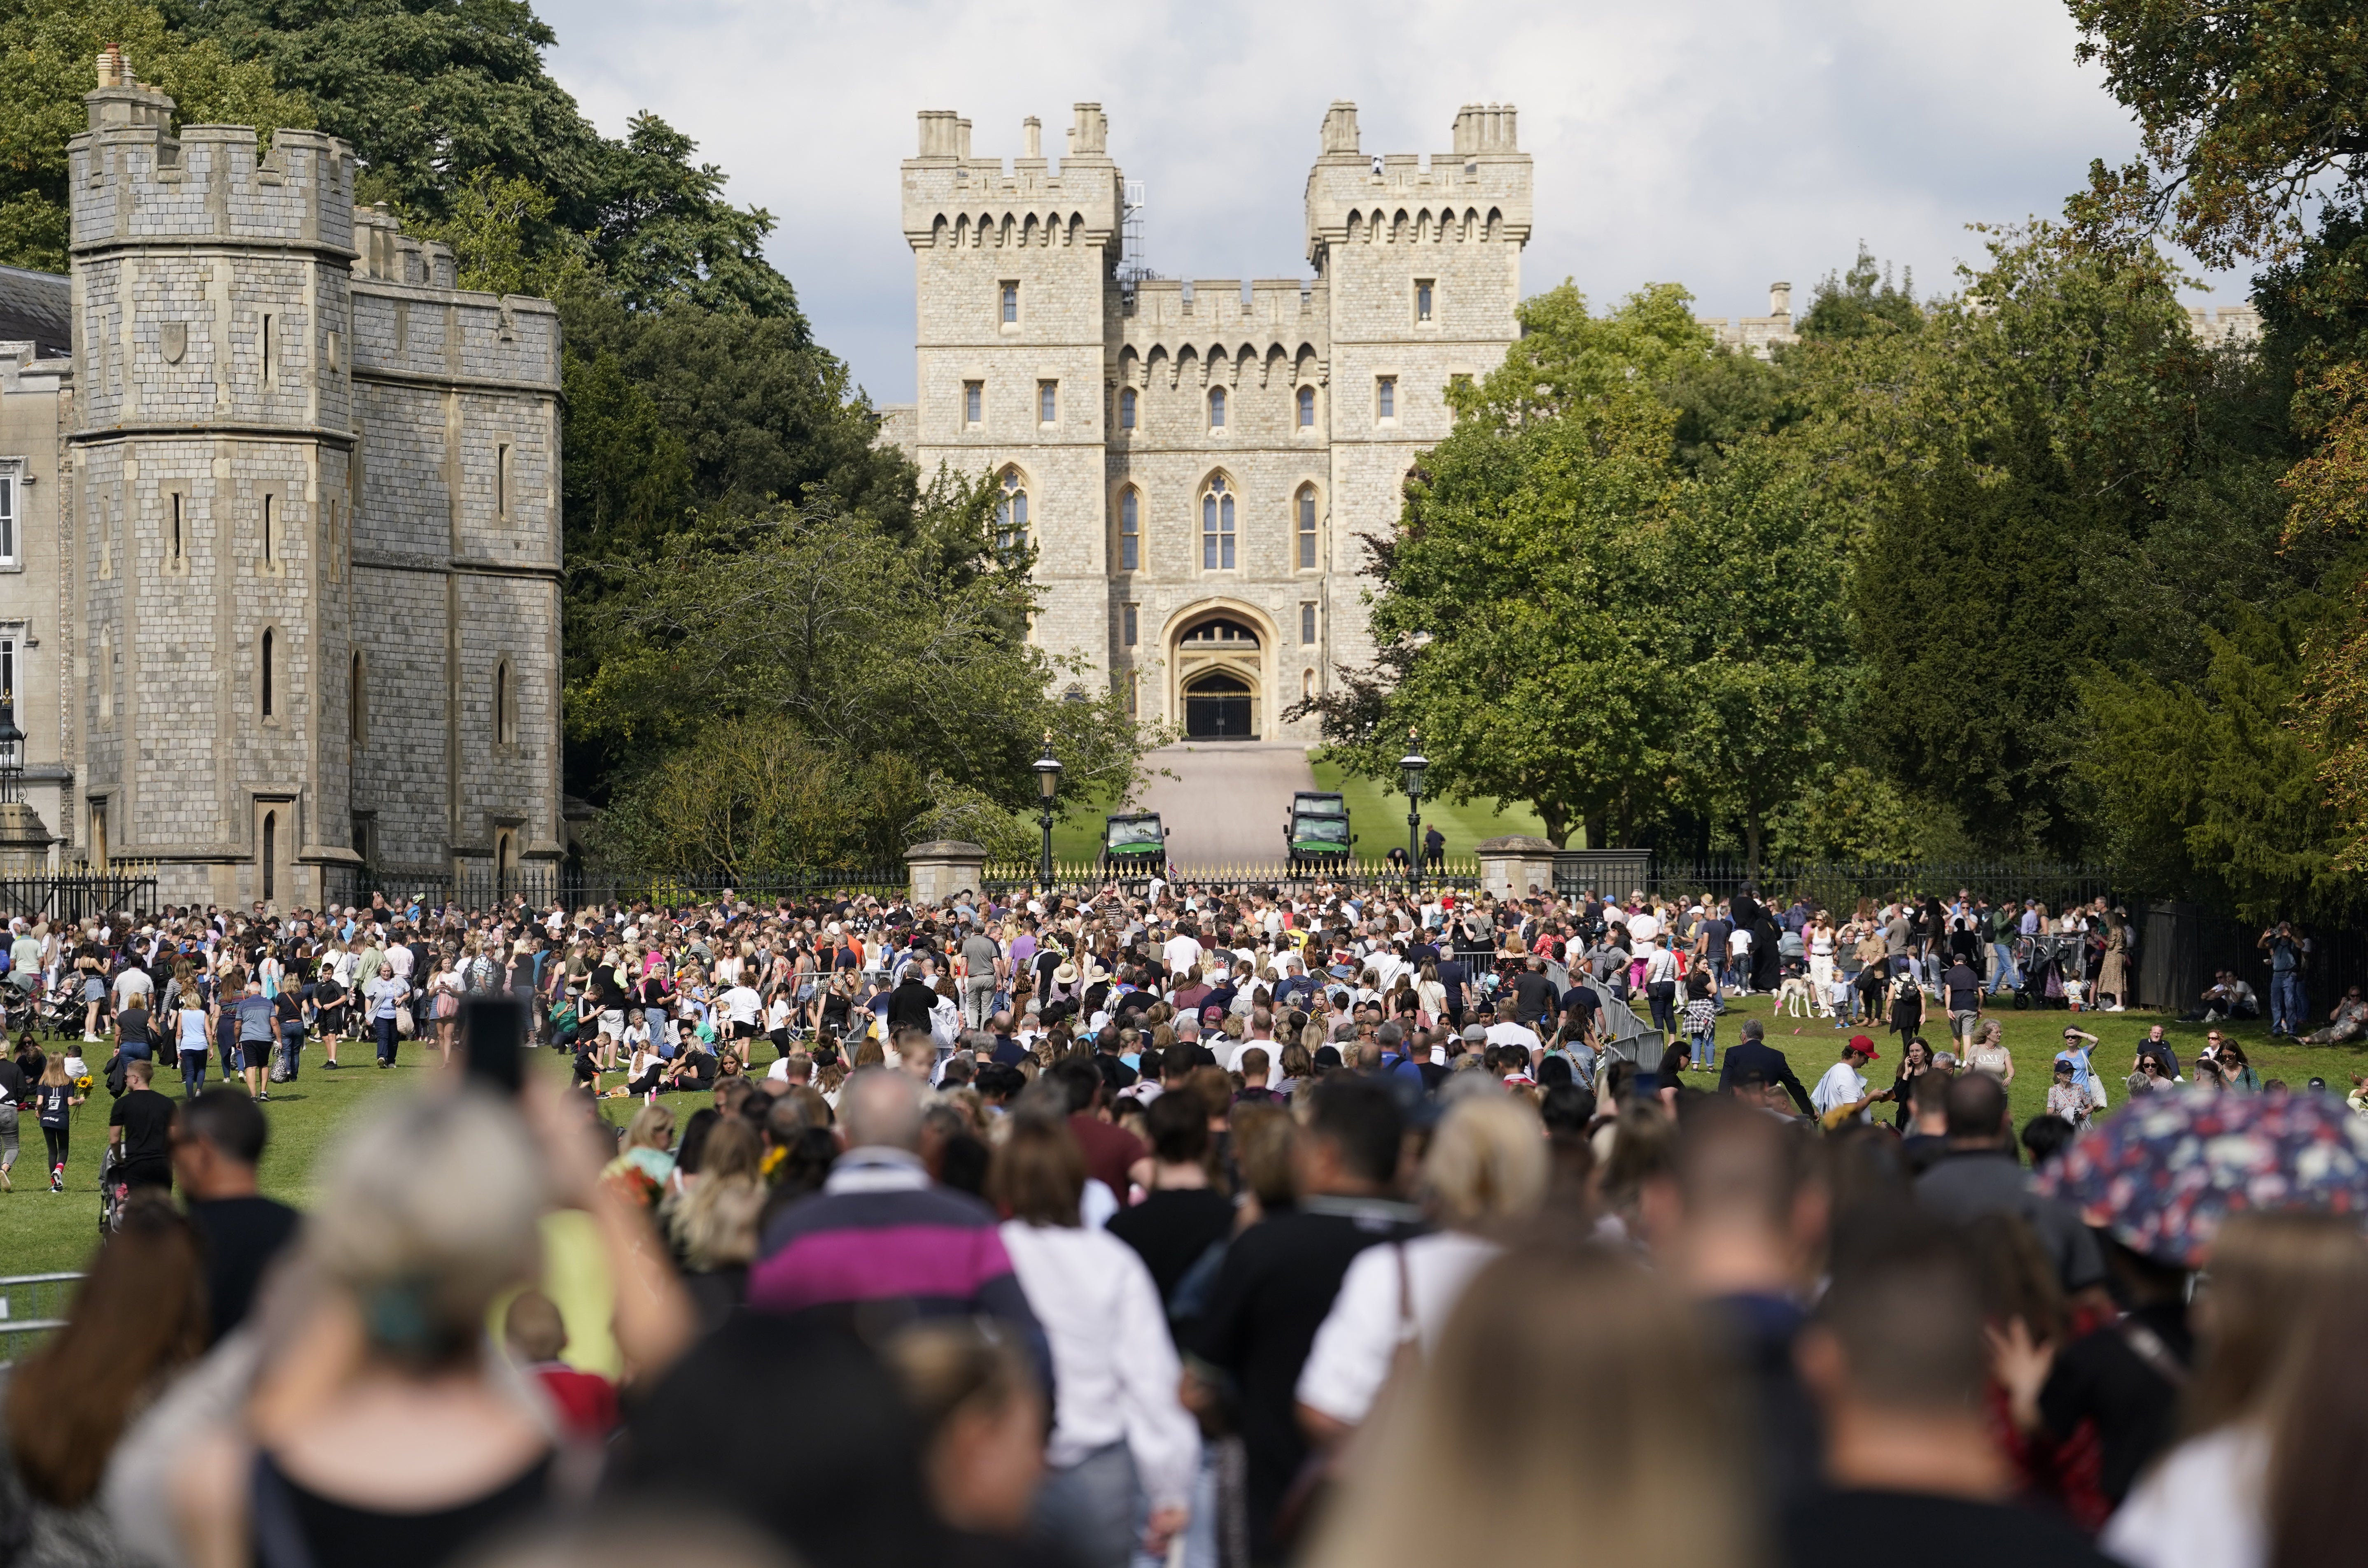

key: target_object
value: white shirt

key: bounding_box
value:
[997,1221,1199,1507]
[1627,910,1660,944]
[1222,1038,1285,1088]
[1162,933,1204,978]
[1484,1020,1542,1054]
[1811,1059,1870,1121]
[2103,1424,2264,1568]
[721,984,762,1025]
[1297,1231,1502,1425]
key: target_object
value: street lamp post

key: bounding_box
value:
[1400,729,1427,896]
[1034,733,1063,892]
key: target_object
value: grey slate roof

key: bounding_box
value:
[0,264,70,358]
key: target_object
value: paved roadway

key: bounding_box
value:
[1136,741,1317,870]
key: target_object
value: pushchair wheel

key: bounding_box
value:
[2012,992,2030,1010]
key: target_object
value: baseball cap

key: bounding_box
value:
[1846,1033,1880,1060]
[1461,1023,1487,1043]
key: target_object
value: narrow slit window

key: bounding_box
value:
[1416,280,1434,322]
[261,494,276,565]
[1118,489,1139,571]
[1208,386,1227,429]
[1001,282,1019,323]
[169,492,182,564]
[350,650,366,746]
[1297,485,1318,568]
[495,660,516,745]
[1297,385,1315,428]
[1378,377,1396,420]
[1123,604,1139,646]
[1301,602,1318,644]
[964,381,983,425]
[497,444,511,518]
[261,314,275,385]
[262,811,276,901]
[260,628,275,719]
[1038,380,1057,424]
[1120,388,1137,429]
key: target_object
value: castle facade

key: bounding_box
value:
[0,54,564,909]
[886,100,1532,742]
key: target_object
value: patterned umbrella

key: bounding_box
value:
[2035,1089,2368,1267]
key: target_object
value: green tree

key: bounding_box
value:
[0,0,307,270]
[1797,243,1920,340]
[570,483,1151,870]
[1653,437,1855,874]
[2067,0,2368,266]
[2079,597,2360,918]
[1297,287,1693,848]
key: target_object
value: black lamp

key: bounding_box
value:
[1034,733,1063,889]
[1400,728,1427,891]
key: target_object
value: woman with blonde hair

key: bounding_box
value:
[171,1088,693,1568]
[664,1117,765,1329]
[1303,1240,1749,1568]
[1297,1095,1550,1438]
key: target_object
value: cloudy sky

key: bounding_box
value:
[539,0,2246,407]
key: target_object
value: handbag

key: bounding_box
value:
[395,1003,415,1037]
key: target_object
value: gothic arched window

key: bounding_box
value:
[1201,476,1236,571]
[996,469,1029,559]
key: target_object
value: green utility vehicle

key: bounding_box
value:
[1102,813,1170,878]
[1286,792,1355,875]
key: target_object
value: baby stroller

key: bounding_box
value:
[96,1144,130,1237]
[2013,934,2074,1010]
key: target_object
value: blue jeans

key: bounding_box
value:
[1990,942,2021,993]
[180,1048,208,1099]
[376,1014,399,1065]
[2272,972,2306,1034]
[280,1021,303,1079]
[1690,1027,1716,1070]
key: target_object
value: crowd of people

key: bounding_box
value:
[0,876,2361,1568]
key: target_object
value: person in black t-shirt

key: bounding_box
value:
[1786,1216,2116,1568]
[173,1089,302,1344]
[1107,1090,1236,1333]
[1186,1077,1419,1563]
[107,1058,176,1190]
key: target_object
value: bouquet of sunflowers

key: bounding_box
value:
[74,1074,92,1092]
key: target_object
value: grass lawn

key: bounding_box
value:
[10,993,2359,1286]
[0,1034,718,1280]
[1308,759,1550,863]
[1678,990,2368,1131]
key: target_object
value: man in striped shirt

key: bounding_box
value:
[748,1067,1050,1384]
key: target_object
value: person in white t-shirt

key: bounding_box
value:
[1162,926,1204,980]
[719,981,763,1068]
[1810,1036,1887,1126]
[1627,906,1661,946]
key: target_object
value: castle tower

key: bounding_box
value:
[66,51,564,907]
[67,51,360,907]
[903,107,1123,695]
[1304,103,1530,681]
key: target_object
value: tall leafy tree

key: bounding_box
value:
[0,0,306,271]
[2068,0,2368,266]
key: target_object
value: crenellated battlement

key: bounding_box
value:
[1303,102,1533,266]
[902,104,1122,249]
[69,51,355,260]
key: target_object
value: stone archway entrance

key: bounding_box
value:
[1172,613,1265,740]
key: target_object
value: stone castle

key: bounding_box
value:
[882,100,2268,748]
[0,52,562,908]
[885,101,1534,742]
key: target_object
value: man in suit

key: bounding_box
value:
[1718,1017,1815,1116]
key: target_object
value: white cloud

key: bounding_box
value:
[538,0,2248,405]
